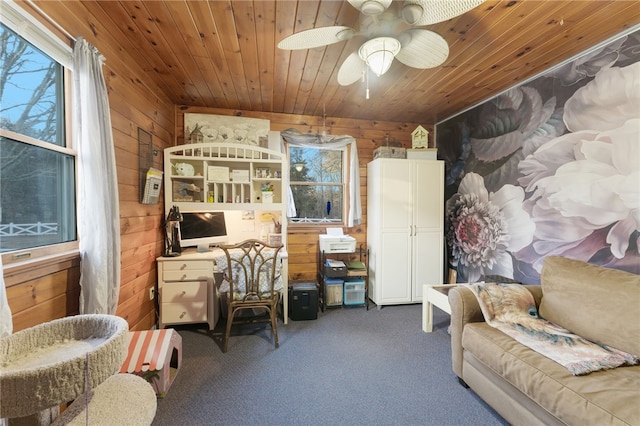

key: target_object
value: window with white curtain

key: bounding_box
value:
[288,145,347,224]
[0,4,77,263]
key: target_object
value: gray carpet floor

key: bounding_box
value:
[152,303,508,426]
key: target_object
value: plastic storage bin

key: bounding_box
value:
[343,278,365,306]
[324,277,344,306]
[324,259,347,277]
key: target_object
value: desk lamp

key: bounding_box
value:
[164,205,183,257]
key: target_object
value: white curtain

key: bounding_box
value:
[281,128,362,227]
[0,255,12,337]
[73,37,121,314]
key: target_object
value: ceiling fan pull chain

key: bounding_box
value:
[366,68,370,100]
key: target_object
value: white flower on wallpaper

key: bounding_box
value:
[563,62,640,132]
[518,63,640,272]
[446,172,535,282]
[468,86,566,193]
[547,36,627,86]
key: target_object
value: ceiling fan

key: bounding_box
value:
[278,0,485,86]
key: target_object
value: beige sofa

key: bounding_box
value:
[448,256,640,425]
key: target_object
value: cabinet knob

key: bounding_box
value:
[181,291,186,296]
[181,274,187,280]
[179,311,186,319]
[180,264,187,270]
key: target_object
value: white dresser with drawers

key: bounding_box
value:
[157,251,220,330]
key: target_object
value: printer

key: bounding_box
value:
[319,228,356,253]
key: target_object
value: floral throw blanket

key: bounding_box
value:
[468,283,639,375]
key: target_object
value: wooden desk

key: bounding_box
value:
[157,247,290,330]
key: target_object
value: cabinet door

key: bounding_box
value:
[412,160,444,301]
[380,160,412,232]
[412,230,443,301]
[413,160,444,231]
[378,231,412,303]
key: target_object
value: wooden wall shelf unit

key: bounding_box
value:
[164,143,286,213]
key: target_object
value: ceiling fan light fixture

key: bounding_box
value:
[358,0,389,15]
[359,37,401,77]
[401,3,424,25]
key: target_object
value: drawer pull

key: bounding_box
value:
[181,274,187,280]
[180,264,187,270]
[180,311,186,319]
[181,291,186,296]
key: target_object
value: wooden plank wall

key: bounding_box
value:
[176,106,431,281]
[6,1,175,332]
[5,2,432,333]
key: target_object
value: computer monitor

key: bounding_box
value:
[179,212,227,252]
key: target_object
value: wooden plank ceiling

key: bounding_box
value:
[32,0,640,124]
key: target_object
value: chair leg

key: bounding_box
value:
[270,307,279,348]
[223,307,234,353]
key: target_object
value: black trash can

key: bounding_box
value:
[289,282,319,321]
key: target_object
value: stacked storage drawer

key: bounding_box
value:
[343,277,366,305]
[324,277,344,306]
[324,259,346,307]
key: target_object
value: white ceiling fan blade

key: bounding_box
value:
[396,29,449,68]
[348,0,393,16]
[402,0,485,26]
[338,51,367,86]
[277,26,356,50]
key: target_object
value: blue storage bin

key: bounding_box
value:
[343,278,365,305]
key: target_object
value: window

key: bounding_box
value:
[0,11,76,259]
[288,146,346,224]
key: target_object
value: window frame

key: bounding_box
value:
[287,144,350,229]
[1,2,78,267]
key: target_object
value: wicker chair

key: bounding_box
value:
[219,239,283,353]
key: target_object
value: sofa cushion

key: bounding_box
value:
[462,322,640,425]
[539,256,640,356]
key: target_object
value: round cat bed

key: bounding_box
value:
[0,314,129,420]
[50,373,157,426]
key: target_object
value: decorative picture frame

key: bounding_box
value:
[184,113,270,147]
[255,167,270,178]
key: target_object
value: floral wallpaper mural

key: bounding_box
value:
[437,28,639,284]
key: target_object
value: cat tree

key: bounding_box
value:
[0,314,156,425]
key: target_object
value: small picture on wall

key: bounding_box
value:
[185,113,269,147]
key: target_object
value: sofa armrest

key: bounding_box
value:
[448,286,484,378]
[448,284,543,379]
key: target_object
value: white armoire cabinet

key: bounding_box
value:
[367,158,444,307]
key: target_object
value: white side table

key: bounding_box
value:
[422,284,458,333]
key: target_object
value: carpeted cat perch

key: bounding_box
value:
[0,314,157,425]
